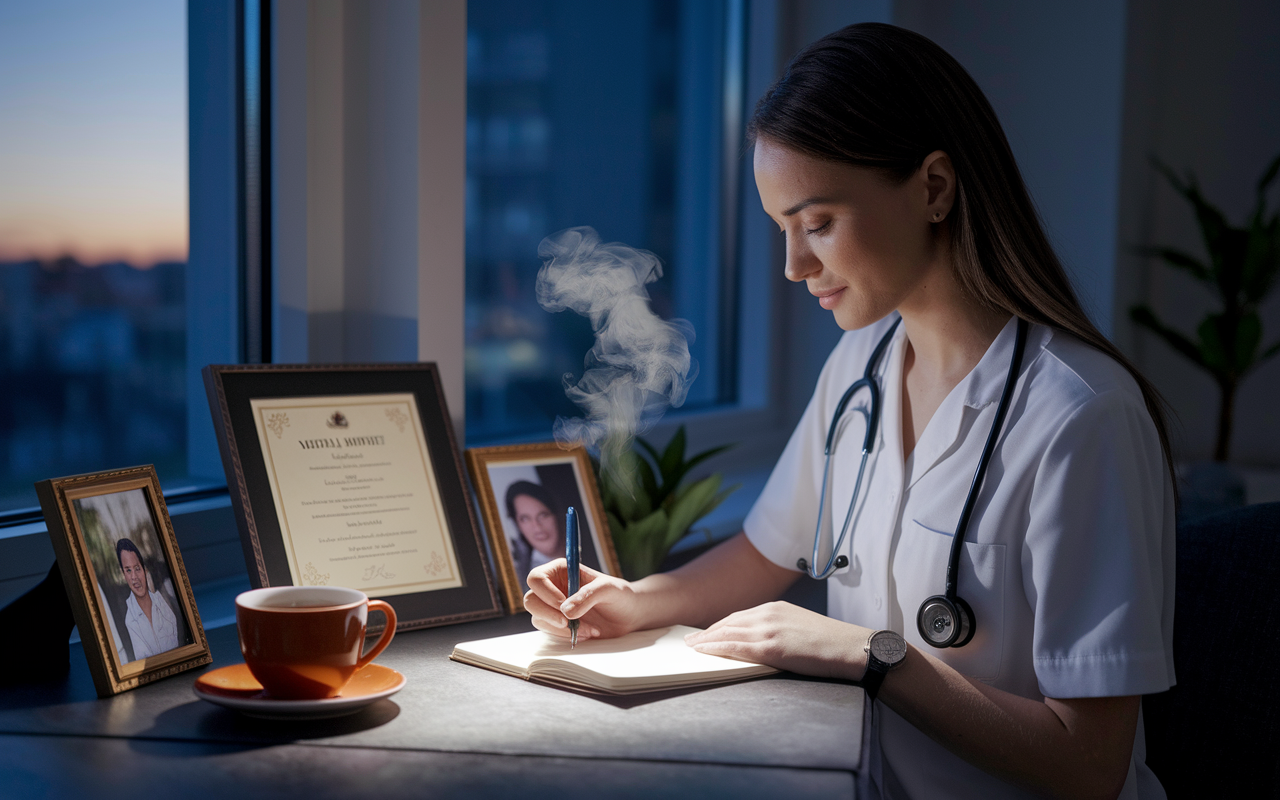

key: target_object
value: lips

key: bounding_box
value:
[812,286,846,310]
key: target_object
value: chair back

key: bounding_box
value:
[1143,502,1280,798]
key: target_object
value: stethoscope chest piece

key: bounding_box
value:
[917,594,976,648]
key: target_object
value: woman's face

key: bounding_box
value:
[753,138,949,331]
[513,494,562,557]
[119,550,147,599]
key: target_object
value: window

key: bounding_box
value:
[0,1,189,512]
[464,0,746,443]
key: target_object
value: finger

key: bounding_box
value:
[526,561,569,607]
[530,615,571,638]
[690,639,768,664]
[687,624,762,645]
[561,575,618,619]
[522,591,567,629]
[687,611,756,642]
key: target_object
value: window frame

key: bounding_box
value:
[0,0,264,530]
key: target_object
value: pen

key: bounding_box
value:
[566,506,580,648]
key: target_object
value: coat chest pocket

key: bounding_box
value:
[897,520,1007,682]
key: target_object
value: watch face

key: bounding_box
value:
[869,631,907,665]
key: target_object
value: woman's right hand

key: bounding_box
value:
[523,560,645,642]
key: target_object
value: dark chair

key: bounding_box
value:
[1143,502,1280,799]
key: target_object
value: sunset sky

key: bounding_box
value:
[0,0,186,267]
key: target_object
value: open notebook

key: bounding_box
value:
[450,625,779,695]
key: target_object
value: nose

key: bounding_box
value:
[782,234,821,283]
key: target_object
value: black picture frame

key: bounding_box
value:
[203,363,501,630]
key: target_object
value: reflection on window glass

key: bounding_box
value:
[0,1,187,511]
[465,0,734,444]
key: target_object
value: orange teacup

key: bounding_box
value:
[234,586,397,700]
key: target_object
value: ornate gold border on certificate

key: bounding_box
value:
[35,466,213,698]
[249,394,463,596]
[465,442,622,614]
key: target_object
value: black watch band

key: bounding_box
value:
[860,630,906,702]
[860,658,889,702]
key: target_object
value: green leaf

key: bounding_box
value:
[618,510,670,580]
[1259,339,1280,363]
[606,457,642,522]
[1153,158,1232,280]
[674,443,734,483]
[1257,152,1280,199]
[682,483,741,546]
[1196,315,1232,374]
[605,510,627,542]
[634,452,660,508]
[1235,312,1262,372]
[665,474,723,549]
[1241,215,1280,304]
[635,435,663,470]
[658,425,687,489]
[1135,245,1213,284]
[1130,305,1212,373]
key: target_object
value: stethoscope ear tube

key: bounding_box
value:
[805,318,903,581]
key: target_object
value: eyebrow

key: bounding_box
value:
[782,197,834,217]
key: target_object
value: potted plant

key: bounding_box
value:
[596,426,739,580]
[1129,153,1280,461]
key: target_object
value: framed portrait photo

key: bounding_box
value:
[465,443,621,613]
[203,363,502,631]
[35,466,211,698]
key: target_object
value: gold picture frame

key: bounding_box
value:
[465,443,621,613]
[35,466,211,697]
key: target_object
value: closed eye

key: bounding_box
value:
[804,220,831,235]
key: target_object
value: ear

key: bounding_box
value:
[920,150,956,224]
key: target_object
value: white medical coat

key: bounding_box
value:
[744,315,1175,800]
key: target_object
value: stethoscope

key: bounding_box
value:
[797,315,1029,648]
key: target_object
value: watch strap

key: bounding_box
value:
[860,658,888,702]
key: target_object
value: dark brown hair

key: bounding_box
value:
[749,22,1177,494]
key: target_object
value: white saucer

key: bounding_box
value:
[193,662,406,720]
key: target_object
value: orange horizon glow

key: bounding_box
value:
[1,1,187,272]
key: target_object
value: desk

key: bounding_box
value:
[0,615,867,799]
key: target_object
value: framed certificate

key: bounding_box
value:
[203,363,501,630]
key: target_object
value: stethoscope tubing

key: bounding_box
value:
[807,315,1028,599]
[943,317,1028,599]
[806,318,900,580]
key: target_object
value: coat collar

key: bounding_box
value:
[901,317,1052,489]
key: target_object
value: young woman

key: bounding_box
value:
[524,23,1175,800]
[504,480,565,592]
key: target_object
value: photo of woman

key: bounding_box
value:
[489,463,601,595]
[466,443,622,612]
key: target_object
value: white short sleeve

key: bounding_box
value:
[744,332,863,570]
[1024,388,1176,699]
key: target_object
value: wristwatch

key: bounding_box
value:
[860,629,907,701]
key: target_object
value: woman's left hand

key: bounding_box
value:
[684,601,871,682]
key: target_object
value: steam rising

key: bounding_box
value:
[536,227,697,482]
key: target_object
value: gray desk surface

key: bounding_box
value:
[0,614,865,799]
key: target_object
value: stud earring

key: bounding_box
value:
[932,212,942,221]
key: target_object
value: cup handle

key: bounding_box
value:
[357,600,397,669]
